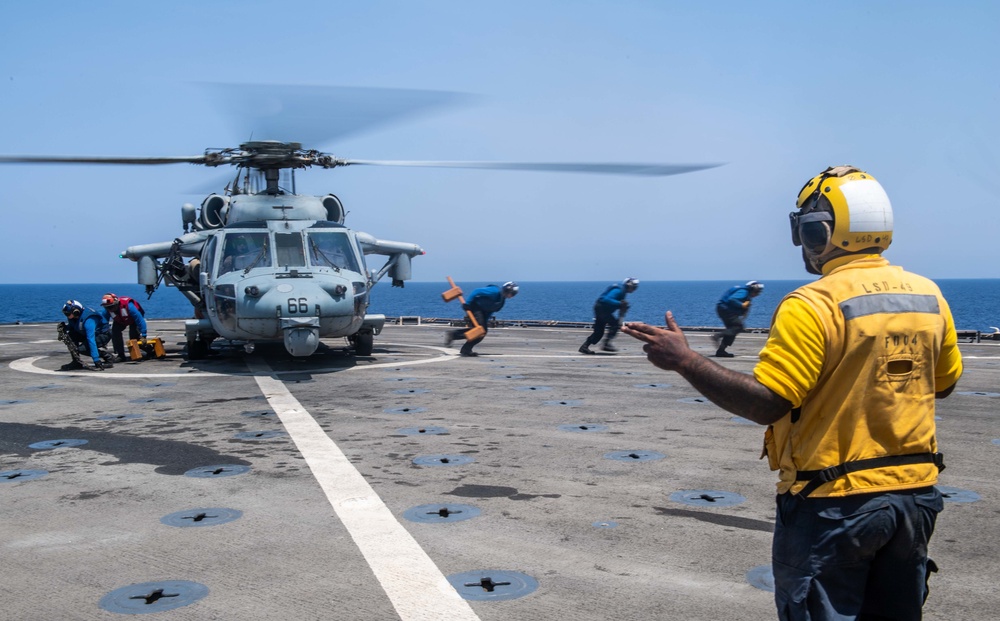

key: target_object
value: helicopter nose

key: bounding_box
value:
[283,318,320,357]
[272,279,354,356]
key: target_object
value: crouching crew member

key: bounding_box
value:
[101,293,147,362]
[446,281,519,357]
[59,300,114,370]
[712,280,764,357]
[579,277,639,354]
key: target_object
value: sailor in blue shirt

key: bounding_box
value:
[445,282,519,357]
[579,278,639,354]
[59,300,114,369]
[712,281,763,357]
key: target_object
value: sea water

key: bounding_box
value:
[3,279,997,332]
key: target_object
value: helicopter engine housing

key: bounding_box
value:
[227,195,330,224]
[199,195,229,229]
[322,194,345,224]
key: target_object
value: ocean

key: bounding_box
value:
[3,279,998,332]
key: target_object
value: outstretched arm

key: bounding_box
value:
[622,311,790,425]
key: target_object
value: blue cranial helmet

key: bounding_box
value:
[62,299,83,317]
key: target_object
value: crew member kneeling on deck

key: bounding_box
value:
[101,293,147,363]
[623,166,964,620]
[59,300,115,370]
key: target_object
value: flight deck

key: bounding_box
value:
[1,321,997,620]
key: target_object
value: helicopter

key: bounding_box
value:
[0,86,721,359]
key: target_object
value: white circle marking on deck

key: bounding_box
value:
[7,344,455,378]
[8,343,636,378]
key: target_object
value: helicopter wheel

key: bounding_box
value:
[187,336,210,360]
[353,332,374,356]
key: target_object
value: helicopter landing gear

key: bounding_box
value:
[351,331,374,356]
[186,336,211,360]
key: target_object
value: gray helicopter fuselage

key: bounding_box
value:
[121,190,423,358]
[201,220,369,349]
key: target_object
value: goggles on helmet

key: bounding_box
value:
[789,210,833,250]
[62,300,83,316]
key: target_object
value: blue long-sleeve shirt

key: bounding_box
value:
[69,308,111,363]
[595,284,628,311]
[718,285,752,314]
[465,285,506,319]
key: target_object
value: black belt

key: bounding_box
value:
[795,452,945,497]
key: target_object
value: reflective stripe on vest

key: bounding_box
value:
[840,293,940,320]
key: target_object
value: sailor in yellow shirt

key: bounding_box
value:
[623,166,962,621]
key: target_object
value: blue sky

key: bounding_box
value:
[1,1,996,284]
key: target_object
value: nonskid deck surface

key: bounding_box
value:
[2,321,997,620]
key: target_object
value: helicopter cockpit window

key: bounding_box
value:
[307,232,360,273]
[275,232,306,268]
[203,236,218,275]
[219,232,270,275]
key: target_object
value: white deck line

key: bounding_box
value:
[247,359,482,621]
[7,345,454,378]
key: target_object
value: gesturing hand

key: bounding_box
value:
[621,311,694,372]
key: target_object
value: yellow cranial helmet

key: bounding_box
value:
[791,166,893,273]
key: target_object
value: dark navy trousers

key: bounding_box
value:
[772,487,943,620]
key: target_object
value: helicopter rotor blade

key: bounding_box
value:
[0,155,209,165]
[336,159,723,177]
[199,83,472,147]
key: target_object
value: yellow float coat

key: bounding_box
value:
[754,256,963,496]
